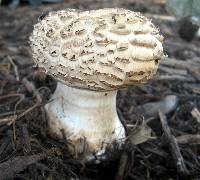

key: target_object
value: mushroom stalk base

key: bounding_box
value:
[45,82,125,159]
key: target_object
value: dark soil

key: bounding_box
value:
[0,0,200,180]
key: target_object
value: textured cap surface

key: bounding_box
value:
[30,8,164,91]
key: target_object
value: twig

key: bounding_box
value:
[145,13,176,21]
[115,152,128,180]
[176,134,200,145]
[21,124,31,154]
[159,65,188,76]
[0,117,13,125]
[12,94,25,141]
[21,78,47,138]
[160,57,200,82]
[159,111,189,176]
[1,101,50,126]
[191,108,200,124]
[7,55,20,81]
[155,74,195,82]
[0,110,24,118]
[151,0,168,5]
[0,93,24,101]
[9,103,40,126]
[22,78,46,122]
[183,83,200,95]
[0,94,25,133]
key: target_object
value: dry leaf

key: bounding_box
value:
[128,122,156,145]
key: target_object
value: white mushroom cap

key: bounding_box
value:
[30,8,164,91]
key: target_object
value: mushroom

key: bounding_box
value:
[30,8,164,159]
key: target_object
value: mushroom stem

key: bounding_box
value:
[45,82,125,158]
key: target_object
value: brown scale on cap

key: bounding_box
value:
[30,8,164,91]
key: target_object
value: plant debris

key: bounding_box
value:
[0,0,200,179]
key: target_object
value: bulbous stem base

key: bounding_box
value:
[45,82,126,159]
